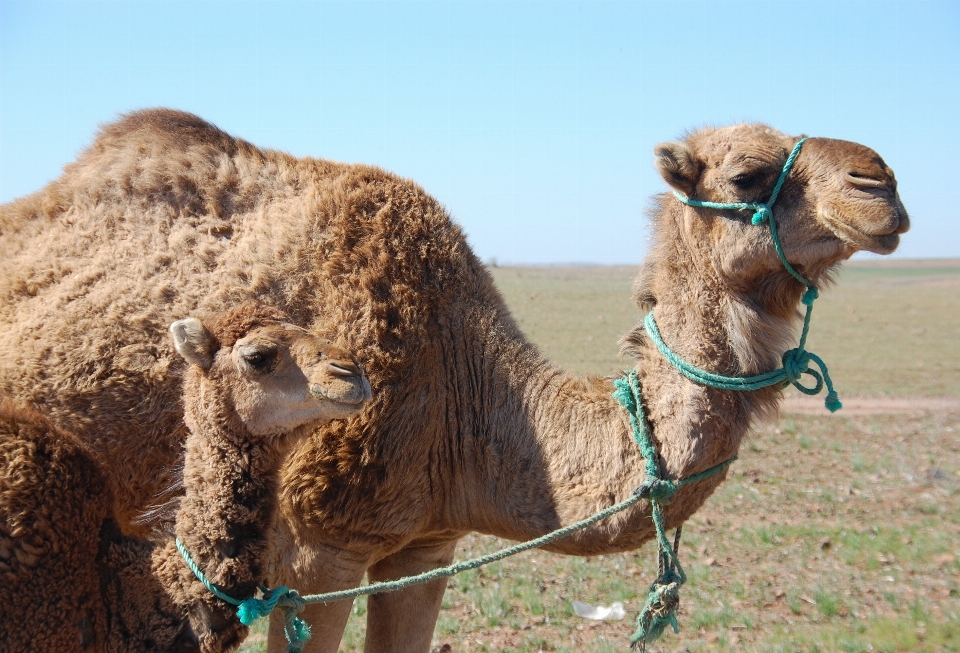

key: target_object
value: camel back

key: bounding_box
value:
[0,109,502,531]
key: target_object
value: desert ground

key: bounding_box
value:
[242,258,960,653]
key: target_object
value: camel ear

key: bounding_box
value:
[654,141,702,195]
[170,318,215,370]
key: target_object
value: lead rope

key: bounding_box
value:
[667,138,842,412]
[175,537,311,652]
[612,371,737,650]
[175,377,736,652]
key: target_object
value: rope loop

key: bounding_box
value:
[806,352,843,413]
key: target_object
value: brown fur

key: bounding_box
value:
[0,110,908,652]
[0,399,198,653]
[156,304,369,652]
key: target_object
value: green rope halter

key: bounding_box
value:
[667,138,842,413]
[175,537,311,653]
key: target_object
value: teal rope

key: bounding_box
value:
[669,138,842,413]
[298,493,646,604]
[175,538,311,653]
[174,138,833,650]
[175,537,241,607]
[671,138,806,231]
[176,399,736,649]
[613,371,736,650]
[293,441,733,608]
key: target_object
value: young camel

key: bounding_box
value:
[0,399,199,653]
[0,111,908,651]
[0,303,370,653]
[156,303,371,653]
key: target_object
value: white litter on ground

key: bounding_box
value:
[571,600,626,620]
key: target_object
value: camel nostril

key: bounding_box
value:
[846,172,893,192]
[328,361,362,377]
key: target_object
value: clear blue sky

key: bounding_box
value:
[2,0,958,264]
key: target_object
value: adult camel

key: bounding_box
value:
[0,110,907,651]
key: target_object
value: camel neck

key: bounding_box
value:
[175,386,292,599]
[628,228,800,480]
[450,256,796,552]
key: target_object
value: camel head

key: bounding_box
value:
[163,303,371,652]
[649,124,909,301]
[170,303,372,439]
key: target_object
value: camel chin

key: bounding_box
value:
[818,203,909,256]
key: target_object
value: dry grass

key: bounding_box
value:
[241,259,960,652]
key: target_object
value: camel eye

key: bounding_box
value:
[243,352,268,369]
[731,172,759,189]
[238,343,277,370]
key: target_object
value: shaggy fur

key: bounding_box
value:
[156,304,370,652]
[0,399,197,653]
[0,110,908,652]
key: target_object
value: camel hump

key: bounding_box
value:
[92,107,239,154]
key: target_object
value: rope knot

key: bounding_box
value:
[236,586,311,653]
[781,348,811,385]
[825,391,842,413]
[801,287,819,306]
[633,478,678,502]
[236,586,285,625]
[751,205,772,225]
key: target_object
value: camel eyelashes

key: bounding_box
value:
[241,350,272,370]
[233,341,276,370]
[731,172,759,189]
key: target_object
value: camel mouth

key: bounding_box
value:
[819,204,907,255]
[309,382,371,406]
[187,600,246,653]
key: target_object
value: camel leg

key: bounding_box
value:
[266,543,371,653]
[363,538,461,653]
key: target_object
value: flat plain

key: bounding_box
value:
[242,259,960,653]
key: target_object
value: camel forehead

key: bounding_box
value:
[686,124,797,163]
